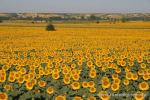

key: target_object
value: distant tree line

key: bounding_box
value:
[0,14,150,23]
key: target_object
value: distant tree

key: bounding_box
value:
[0,20,3,23]
[89,15,97,20]
[121,17,128,23]
[96,20,100,24]
[46,24,55,31]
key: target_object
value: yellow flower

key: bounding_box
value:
[0,75,6,83]
[55,95,66,100]
[8,75,15,82]
[72,74,80,81]
[134,92,145,100]
[111,83,120,92]
[89,87,96,93]
[115,68,121,73]
[113,78,121,84]
[38,80,46,88]
[102,80,111,89]
[131,73,138,80]
[142,74,149,80]
[123,79,129,86]
[0,92,8,100]
[25,81,34,90]
[73,96,83,100]
[87,81,95,88]
[52,73,60,80]
[82,81,88,88]
[71,82,80,90]
[63,77,70,85]
[4,85,12,92]
[71,63,76,69]
[138,70,144,76]
[99,91,110,100]
[46,86,54,94]
[140,63,146,69]
[120,61,126,67]
[126,72,132,80]
[87,96,96,100]
[138,82,149,91]
[112,74,118,79]
[89,71,96,79]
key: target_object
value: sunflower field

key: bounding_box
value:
[0,22,150,100]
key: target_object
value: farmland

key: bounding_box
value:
[0,22,150,100]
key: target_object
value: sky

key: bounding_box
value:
[0,0,150,13]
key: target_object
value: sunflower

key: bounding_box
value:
[0,75,6,83]
[71,82,80,90]
[137,57,143,63]
[73,96,83,100]
[8,75,15,82]
[0,92,8,100]
[62,67,70,75]
[87,61,93,67]
[102,80,111,89]
[72,74,80,81]
[123,79,129,86]
[23,74,30,81]
[38,80,46,88]
[46,86,54,95]
[52,73,60,80]
[126,72,132,80]
[82,81,88,88]
[138,82,149,91]
[87,96,96,100]
[14,72,20,80]
[115,68,121,74]
[146,69,150,75]
[89,87,96,93]
[31,79,37,85]
[147,58,150,63]
[134,92,145,100]
[120,61,126,67]
[25,81,34,90]
[113,78,121,84]
[128,61,134,67]
[71,63,76,69]
[19,68,27,74]
[142,74,149,80]
[125,67,131,72]
[99,91,110,100]
[89,71,96,79]
[34,89,40,94]
[101,77,109,82]
[138,70,144,76]
[111,83,120,92]
[77,61,83,66]
[87,81,95,88]
[112,74,118,79]
[131,73,138,80]
[4,85,12,91]
[63,77,71,84]
[140,63,146,69]
[55,95,66,100]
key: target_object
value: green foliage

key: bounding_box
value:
[46,24,55,31]
[0,20,3,23]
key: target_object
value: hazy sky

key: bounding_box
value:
[0,0,150,13]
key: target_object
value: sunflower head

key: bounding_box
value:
[134,92,145,100]
[71,82,80,90]
[46,86,54,94]
[0,92,8,100]
[139,82,149,91]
